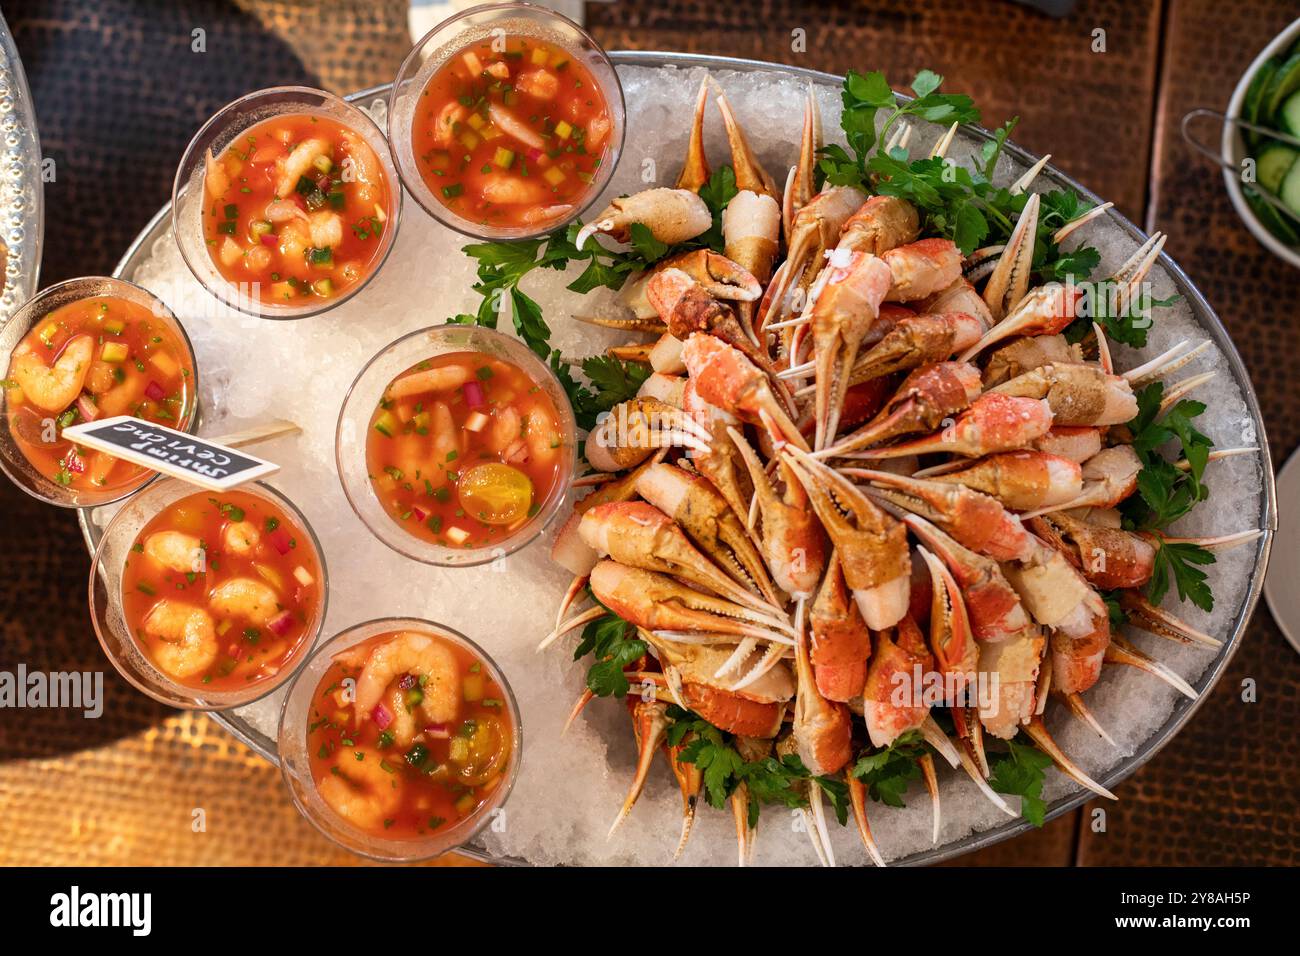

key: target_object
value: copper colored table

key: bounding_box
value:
[1,0,1295,867]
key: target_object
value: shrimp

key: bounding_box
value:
[387,364,473,399]
[307,210,344,249]
[274,137,330,199]
[317,747,402,830]
[208,577,280,626]
[431,101,467,147]
[144,600,217,679]
[338,130,383,203]
[355,631,460,729]
[204,149,229,199]
[479,175,546,206]
[222,521,261,556]
[143,531,205,573]
[516,69,559,100]
[9,335,94,413]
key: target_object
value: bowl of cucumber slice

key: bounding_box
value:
[1224,17,1300,265]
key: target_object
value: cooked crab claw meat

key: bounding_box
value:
[918,546,978,697]
[647,268,775,375]
[809,250,893,448]
[550,450,669,579]
[838,195,921,257]
[576,187,712,249]
[958,281,1083,362]
[838,311,985,388]
[621,248,764,320]
[783,82,823,238]
[608,697,671,838]
[1032,424,1103,463]
[713,84,780,202]
[809,551,872,701]
[856,467,1033,563]
[818,361,982,459]
[650,637,794,738]
[681,380,753,522]
[1023,715,1117,800]
[590,561,795,645]
[990,362,1139,427]
[977,626,1046,739]
[917,276,994,332]
[675,76,712,193]
[758,185,867,331]
[638,371,687,408]
[1116,590,1222,648]
[1061,690,1117,747]
[781,447,910,630]
[1105,634,1199,700]
[723,190,782,340]
[982,192,1041,321]
[925,451,1083,511]
[882,238,965,303]
[845,773,887,866]
[680,333,806,449]
[982,333,1085,388]
[729,427,827,599]
[862,617,933,748]
[635,461,784,607]
[792,597,854,776]
[849,392,1054,461]
[578,501,787,619]
[1027,512,1156,590]
[585,396,712,472]
[1022,443,1141,518]
[900,511,1033,643]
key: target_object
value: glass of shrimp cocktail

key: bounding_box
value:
[0,277,198,508]
[388,1,624,239]
[278,617,520,862]
[89,478,328,708]
[336,324,576,566]
[173,86,401,319]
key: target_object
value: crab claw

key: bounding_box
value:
[960,282,1083,362]
[563,687,597,736]
[714,83,780,203]
[608,698,671,838]
[983,193,1041,321]
[918,546,977,696]
[675,76,712,193]
[919,752,941,843]
[665,733,703,860]
[1105,633,1199,700]
[846,772,887,866]
[1022,715,1118,800]
[553,574,591,639]
[1061,691,1116,747]
[781,447,911,630]
[680,333,807,449]
[846,393,1054,461]
[954,730,1017,816]
[577,187,712,250]
[783,82,823,238]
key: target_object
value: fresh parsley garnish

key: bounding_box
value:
[988,737,1053,826]
[850,729,926,807]
[571,602,645,698]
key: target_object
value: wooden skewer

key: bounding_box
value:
[206,419,301,449]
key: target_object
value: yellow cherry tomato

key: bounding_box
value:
[457,462,533,525]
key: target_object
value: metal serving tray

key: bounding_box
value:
[81,51,1277,866]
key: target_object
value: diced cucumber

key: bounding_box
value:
[1256,143,1298,192]
[1281,89,1300,137]
[1280,156,1300,216]
[1244,57,1279,146]
[1247,190,1300,245]
[1265,53,1300,123]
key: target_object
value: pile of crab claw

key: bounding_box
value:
[539,79,1262,866]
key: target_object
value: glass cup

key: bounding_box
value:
[336,323,577,566]
[172,85,403,320]
[388,1,625,240]
[277,616,522,862]
[89,478,329,709]
[0,276,199,508]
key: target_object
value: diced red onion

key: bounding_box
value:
[462,380,485,408]
[412,506,427,523]
[145,381,165,402]
[398,674,417,690]
[269,529,292,555]
[75,394,99,423]
[260,232,278,247]
[267,609,296,637]
[371,703,393,730]
[424,724,451,739]
[62,449,85,474]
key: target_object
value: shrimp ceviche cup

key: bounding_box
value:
[173,86,401,319]
[388,1,623,239]
[90,478,328,709]
[0,277,197,508]
[278,618,520,862]
[337,324,576,565]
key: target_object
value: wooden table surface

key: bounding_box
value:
[1,0,1295,867]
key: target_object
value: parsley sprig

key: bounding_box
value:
[1121,382,1217,612]
[571,602,646,698]
[850,729,926,807]
[987,737,1054,826]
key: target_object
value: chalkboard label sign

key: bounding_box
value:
[60,416,279,491]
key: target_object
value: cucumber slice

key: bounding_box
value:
[1256,143,1298,192]
[1265,53,1300,122]
[1281,88,1300,137]
[1244,58,1279,148]
[1281,155,1300,214]
[1246,189,1300,245]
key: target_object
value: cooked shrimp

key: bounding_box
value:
[355,631,460,728]
[307,210,344,248]
[144,600,217,679]
[516,69,559,100]
[387,364,473,399]
[339,129,383,203]
[10,335,94,413]
[480,175,546,206]
[429,401,461,466]
[278,219,311,260]
[143,531,205,573]
[204,149,229,199]
[274,137,330,199]
[222,521,261,556]
[264,198,307,223]
[432,101,467,147]
[208,577,280,626]
[317,746,402,830]
[386,686,419,748]
[487,406,523,454]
